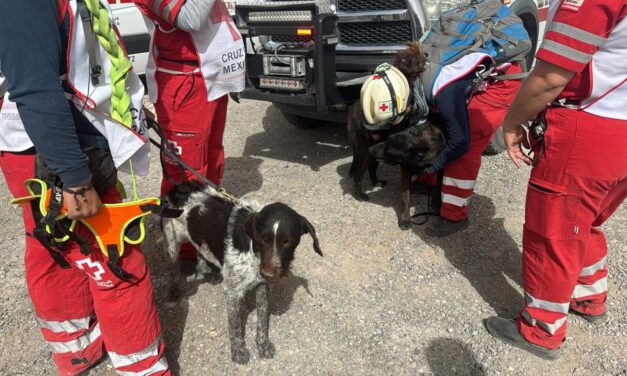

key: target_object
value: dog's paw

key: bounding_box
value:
[231,347,250,365]
[354,192,370,201]
[398,220,411,231]
[374,180,388,188]
[205,270,223,284]
[257,341,276,359]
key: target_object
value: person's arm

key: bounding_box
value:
[138,0,215,32]
[502,0,620,168]
[0,1,100,218]
[501,61,573,168]
[425,75,473,173]
[175,0,216,32]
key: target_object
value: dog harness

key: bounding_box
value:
[12,179,181,280]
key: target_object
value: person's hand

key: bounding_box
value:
[503,124,532,169]
[63,185,102,219]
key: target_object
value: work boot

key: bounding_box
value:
[570,310,608,325]
[425,216,469,237]
[485,317,561,360]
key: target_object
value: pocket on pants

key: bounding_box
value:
[524,180,580,240]
[161,129,206,170]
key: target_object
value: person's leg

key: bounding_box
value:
[1,152,105,375]
[488,108,627,358]
[155,72,211,197]
[570,178,627,318]
[203,95,229,185]
[154,72,216,260]
[67,188,170,375]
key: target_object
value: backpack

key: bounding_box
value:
[420,0,532,101]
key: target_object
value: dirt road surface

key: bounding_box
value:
[1,99,625,375]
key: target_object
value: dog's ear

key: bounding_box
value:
[245,213,257,241]
[300,216,323,257]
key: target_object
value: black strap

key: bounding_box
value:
[378,69,399,119]
[410,186,439,226]
[57,221,91,256]
[140,203,183,218]
[32,227,71,269]
[76,0,102,85]
[106,245,135,281]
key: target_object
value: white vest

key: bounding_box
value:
[580,17,627,120]
[0,0,150,175]
[143,0,245,103]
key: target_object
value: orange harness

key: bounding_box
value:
[12,179,181,279]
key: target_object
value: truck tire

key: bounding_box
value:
[484,127,506,155]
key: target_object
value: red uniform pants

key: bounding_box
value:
[517,108,627,349]
[0,152,170,376]
[155,71,228,196]
[440,63,523,221]
[154,70,229,259]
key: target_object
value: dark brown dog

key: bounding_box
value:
[347,42,445,230]
[368,124,446,230]
[347,42,428,202]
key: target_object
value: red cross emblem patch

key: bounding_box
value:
[378,101,392,113]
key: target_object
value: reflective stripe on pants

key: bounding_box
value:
[517,108,627,349]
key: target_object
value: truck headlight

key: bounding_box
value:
[423,0,472,23]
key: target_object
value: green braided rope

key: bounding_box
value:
[83,0,133,128]
[82,0,139,199]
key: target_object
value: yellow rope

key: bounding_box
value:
[82,0,133,128]
[82,0,138,199]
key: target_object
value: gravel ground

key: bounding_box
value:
[0,99,625,376]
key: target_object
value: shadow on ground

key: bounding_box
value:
[243,106,351,172]
[222,155,264,196]
[425,338,485,375]
[336,162,524,317]
[416,194,524,317]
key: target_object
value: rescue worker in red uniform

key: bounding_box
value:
[0,1,170,375]
[424,62,524,237]
[487,0,627,360]
[133,0,245,260]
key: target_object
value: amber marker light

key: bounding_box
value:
[297,28,313,36]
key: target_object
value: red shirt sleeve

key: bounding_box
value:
[536,0,624,72]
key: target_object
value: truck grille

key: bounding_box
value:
[338,21,412,45]
[337,0,407,12]
[271,35,313,44]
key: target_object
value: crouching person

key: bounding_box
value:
[423,61,524,237]
[416,0,531,237]
[0,1,169,375]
